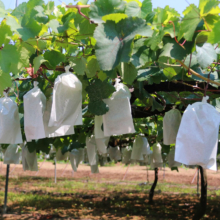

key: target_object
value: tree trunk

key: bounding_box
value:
[193,166,207,220]
[149,168,158,204]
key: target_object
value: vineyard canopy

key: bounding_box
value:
[0,0,220,156]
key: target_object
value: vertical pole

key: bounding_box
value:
[197,168,200,196]
[54,158,57,184]
[122,164,130,181]
[15,0,18,8]
[3,164,10,214]
[163,164,165,180]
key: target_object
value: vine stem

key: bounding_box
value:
[168,21,186,49]
[66,5,90,8]
[176,59,220,87]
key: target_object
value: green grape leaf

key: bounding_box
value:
[137,67,161,81]
[11,2,27,22]
[0,21,12,45]
[195,32,209,45]
[199,0,219,16]
[98,71,107,81]
[33,6,48,23]
[0,0,6,17]
[6,15,42,41]
[102,13,128,23]
[0,69,11,95]
[86,79,116,115]
[196,43,217,68]
[163,67,178,81]
[33,55,47,74]
[0,44,20,74]
[141,0,152,18]
[27,138,51,154]
[208,20,220,44]
[120,62,137,84]
[137,67,166,84]
[79,19,96,35]
[18,80,32,92]
[152,99,164,112]
[94,17,153,71]
[89,0,126,23]
[104,68,118,79]
[131,39,153,68]
[47,19,68,34]
[87,56,100,78]
[125,0,152,18]
[211,97,220,113]
[145,30,164,50]
[125,1,141,17]
[10,46,30,74]
[44,50,65,69]
[184,53,198,67]
[159,37,190,61]
[178,4,201,41]
[44,1,55,16]
[88,100,109,115]
[70,57,87,75]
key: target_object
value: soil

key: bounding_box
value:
[0,162,219,187]
[0,162,220,220]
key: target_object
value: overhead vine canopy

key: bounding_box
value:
[0,0,220,153]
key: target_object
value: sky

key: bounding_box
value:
[2,0,200,15]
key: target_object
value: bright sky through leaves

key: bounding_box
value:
[2,0,199,15]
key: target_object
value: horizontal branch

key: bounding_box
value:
[131,105,177,118]
[143,81,220,94]
[13,78,32,81]
[66,5,90,8]
[177,59,220,87]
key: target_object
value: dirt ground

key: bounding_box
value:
[1,162,220,219]
[0,162,219,187]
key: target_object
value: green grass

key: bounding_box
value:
[1,176,219,219]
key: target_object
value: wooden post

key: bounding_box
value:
[149,168,158,204]
[54,158,57,184]
[3,165,10,214]
[193,166,207,220]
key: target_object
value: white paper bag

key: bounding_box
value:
[103,79,135,136]
[131,136,144,161]
[91,154,99,174]
[22,146,38,171]
[44,97,75,137]
[175,96,220,171]
[95,137,109,155]
[23,82,46,142]
[150,142,163,169]
[49,66,82,127]
[0,93,22,144]
[167,147,181,168]
[69,149,79,172]
[94,115,105,139]
[86,136,97,165]
[143,154,151,165]
[56,148,69,161]
[163,109,182,145]
[69,148,84,172]
[131,135,151,161]
[4,144,20,164]
[107,146,121,161]
[122,147,132,164]
[86,136,99,173]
